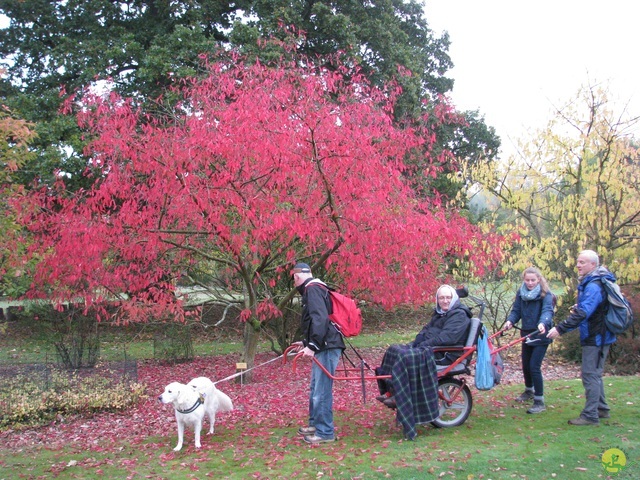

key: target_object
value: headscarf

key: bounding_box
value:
[435,284,459,314]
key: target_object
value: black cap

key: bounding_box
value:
[291,262,311,274]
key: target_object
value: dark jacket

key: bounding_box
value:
[411,300,472,348]
[506,287,555,345]
[556,266,617,346]
[298,278,345,352]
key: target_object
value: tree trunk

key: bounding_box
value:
[240,319,260,383]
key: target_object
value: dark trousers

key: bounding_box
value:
[580,345,610,422]
[521,342,549,396]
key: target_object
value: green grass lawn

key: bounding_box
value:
[0,322,417,364]
[1,376,637,479]
[0,325,246,363]
[1,320,638,479]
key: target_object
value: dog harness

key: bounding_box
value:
[176,393,205,414]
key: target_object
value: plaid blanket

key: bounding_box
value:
[378,344,440,439]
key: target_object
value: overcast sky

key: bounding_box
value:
[424,0,640,158]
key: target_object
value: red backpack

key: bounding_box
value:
[308,283,363,337]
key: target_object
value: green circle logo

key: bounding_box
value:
[602,448,627,473]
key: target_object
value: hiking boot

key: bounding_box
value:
[303,434,335,445]
[515,390,534,403]
[297,426,316,436]
[527,400,546,414]
[382,396,397,409]
[598,409,611,419]
[568,417,599,426]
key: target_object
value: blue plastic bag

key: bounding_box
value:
[475,325,495,390]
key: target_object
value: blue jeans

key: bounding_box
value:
[521,343,549,396]
[308,348,341,439]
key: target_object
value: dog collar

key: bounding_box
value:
[176,393,205,414]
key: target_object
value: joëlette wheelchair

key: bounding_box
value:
[283,288,531,428]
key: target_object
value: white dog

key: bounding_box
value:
[159,377,233,451]
[186,376,233,434]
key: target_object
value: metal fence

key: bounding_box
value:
[0,356,139,428]
[0,357,138,390]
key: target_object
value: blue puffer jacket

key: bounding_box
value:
[506,286,555,345]
[556,266,617,346]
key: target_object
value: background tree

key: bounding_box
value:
[0,97,37,298]
[8,52,505,372]
[465,83,640,301]
[230,1,453,114]
[0,0,238,189]
[0,0,499,192]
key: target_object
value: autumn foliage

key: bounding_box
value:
[9,51,503,324]
[0,102,38,297]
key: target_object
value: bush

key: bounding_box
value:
[555,329,582,363]
[52,310,101,369]
[554,329,640,374]
[607,334,640,375]
[13,303,102,368]
[0,364,146,430]
[153,323,194,363]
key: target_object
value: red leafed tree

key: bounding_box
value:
[10,51,504,369]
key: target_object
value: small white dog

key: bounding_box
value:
[159,377,233,451]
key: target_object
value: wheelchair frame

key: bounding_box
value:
[283,291,537,429]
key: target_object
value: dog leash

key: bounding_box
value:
[212,353,292,385]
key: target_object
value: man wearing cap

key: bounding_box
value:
[291,262,345,444]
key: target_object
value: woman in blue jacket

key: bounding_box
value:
[505,267,555,414]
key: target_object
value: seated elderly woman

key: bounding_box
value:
[375,285,472,439]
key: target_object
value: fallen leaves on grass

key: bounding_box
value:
[0,348,582,459]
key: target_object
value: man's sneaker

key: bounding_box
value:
[527,401,546,414]
[598,409,611,419]
[515,390,534,403]
[297,426,316,436]
[376,394,391,403]
[303,434,335,445]
[568,417,599,426]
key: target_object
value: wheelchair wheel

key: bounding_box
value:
[431,377,473,428]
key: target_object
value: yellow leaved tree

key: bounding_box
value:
[464,84,640,301]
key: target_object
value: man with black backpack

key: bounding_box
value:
[547,249,617,425]
[290,262,345,444]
